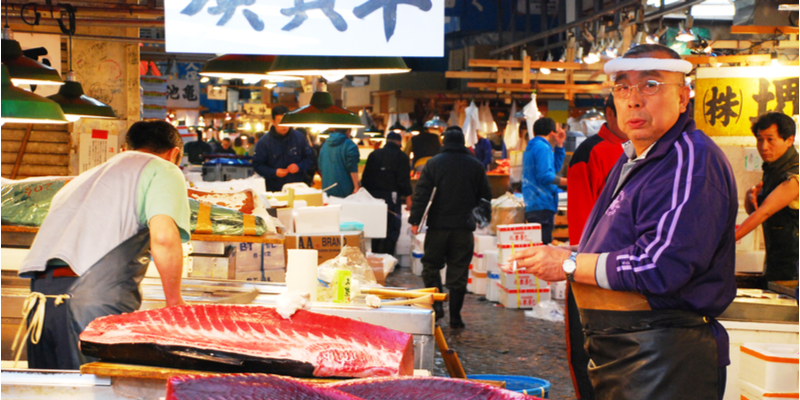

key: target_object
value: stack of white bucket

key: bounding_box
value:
[467,235,496,295]
[494,223,550,309]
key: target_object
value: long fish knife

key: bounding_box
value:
[208,288,260,305]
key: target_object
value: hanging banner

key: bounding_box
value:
[167,79,201,109]
[164,0,444,57]
[141,76,168,120]
[694,66,798,136]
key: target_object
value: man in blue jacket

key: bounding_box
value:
[318,129,360,198]
[509,44,737,400]
[252,105,316,192]
[522,117,567,244]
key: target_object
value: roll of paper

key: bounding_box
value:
[285,249,319,302]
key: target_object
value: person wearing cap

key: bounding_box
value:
[509,44,737,399]
[408,127,492,329]
[564,93,628,400]
[403,119,443,171]
[252,105,316,192]
[736,112,798,287]
[361,132,413,255]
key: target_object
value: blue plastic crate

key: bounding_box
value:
[467,374,550,398]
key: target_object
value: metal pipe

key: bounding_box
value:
[10,28,165,44]
[3,16,164,28]
[490,0,639,56]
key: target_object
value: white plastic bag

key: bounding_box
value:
[524,299,565,323]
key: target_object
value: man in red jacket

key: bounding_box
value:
[564,93,628,399]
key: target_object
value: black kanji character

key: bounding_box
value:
[750,78,775,125]
[281,0,347,32]
[183,85,198,101]
[705,86,739,127]
[773,77,799,116]
[167,84,180,100]
[353,0,432,41]
[180,0,264,31]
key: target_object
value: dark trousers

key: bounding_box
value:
[370,191,403,256]
[420,229,473,292]
[566,283,594,399]
[526,209,555,244]
[27,272,80,370]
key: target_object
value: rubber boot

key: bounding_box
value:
[422,269,445,320]
[449,289,467,329]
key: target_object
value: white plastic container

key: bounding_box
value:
[739,343,799,393]
[740,379,798,400]
[735,251,766,273]
[411,251,424,276]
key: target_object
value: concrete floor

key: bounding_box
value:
[386,266,577,400]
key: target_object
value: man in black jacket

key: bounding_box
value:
[404,125,442,171]
[409,127,492,329]
[362,132,413,256]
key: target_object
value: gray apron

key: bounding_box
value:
[67,229,152,366]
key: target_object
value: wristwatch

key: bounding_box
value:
[562,252,578,282]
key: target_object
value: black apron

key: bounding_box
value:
[580,309,719,400]
[28,229,152,369]
[757,146,799,285]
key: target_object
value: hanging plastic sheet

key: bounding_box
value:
[462,101,481,147]
[503,102,520,151]
[523,94,541,141]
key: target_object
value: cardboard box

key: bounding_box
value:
[490,206,525,235]
[497,284,551,309]
[235,269,285,282]
[267,191,324,207]
[190,245,236,279]
[496,223,542,245]
[284,231,366,264]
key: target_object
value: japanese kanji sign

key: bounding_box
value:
[165,0,444,56]
[695,66,799,136]
[166,79,201,109]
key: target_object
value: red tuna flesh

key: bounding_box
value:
[79,304,414,378]
[166,373,363,400]
[328,376,542,400]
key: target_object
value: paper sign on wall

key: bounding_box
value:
[80,130,119,174]
[166,79,201,109]
[164,0,444,57]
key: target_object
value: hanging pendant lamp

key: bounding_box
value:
[1,65,68,124]
[268,56,410,77]
[1,28,64,87]
[280,83,364,129]
[200,54,302,81]
[48,35,116,122]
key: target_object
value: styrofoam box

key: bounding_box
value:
[472,252,485,272]
[338,203,388,239]
[293,205,341,233]
[498,271,547,290]
[398,254,411,268]
[468,270,488,295]
[736,208,758,252]
[740,379,798,400]
[740,343,799,392]
[735,251,766,273]
[484,250,500,273]
[474,234,497,253]
[486,275,500,302]
[497,284,551,309]
[497,242,543,263]
[496,223,542,245]
[551,281,567,300]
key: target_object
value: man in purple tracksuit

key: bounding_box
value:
[509,44,737,400]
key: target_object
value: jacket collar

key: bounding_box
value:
[441,142,471,155]
[627,110,695,165]
[598,123,626,146]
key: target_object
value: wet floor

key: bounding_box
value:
[386,266,576,400]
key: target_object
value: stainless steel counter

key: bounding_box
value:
[1,271,435,372]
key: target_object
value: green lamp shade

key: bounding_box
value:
[269,56,410,76]
[2,39,64,86]
[280,92,364,129]
[48,81,116,122]
[1,65,68,124]
[200,54,301,81]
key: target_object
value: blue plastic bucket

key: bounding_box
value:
[467,374,551,398]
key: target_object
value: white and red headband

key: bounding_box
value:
[604,57,693,77]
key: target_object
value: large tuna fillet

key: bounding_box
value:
[79,304,414,378]
[166,373,362,400]
[328,376,541,399]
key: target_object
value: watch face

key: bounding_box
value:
[563,259,577,274]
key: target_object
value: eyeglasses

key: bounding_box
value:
[612,80,684,99]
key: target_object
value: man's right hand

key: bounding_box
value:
[411,225,419,235]
[276,168,289,178]
[287,163,299,174]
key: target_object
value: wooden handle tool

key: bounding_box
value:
[382,294,434,306]
[361,288,448,302]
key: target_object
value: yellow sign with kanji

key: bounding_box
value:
[694,66,798,136]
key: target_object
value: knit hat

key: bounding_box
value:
[443,127,465,145]
[387,132,402,142]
